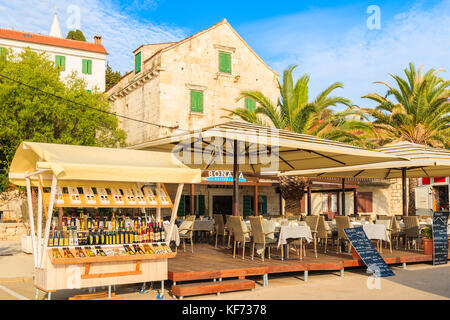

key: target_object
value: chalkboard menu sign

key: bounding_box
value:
[432,211,449,266]
[344,227,394,277]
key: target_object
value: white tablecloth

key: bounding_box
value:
[327,222,390,242]
[277,225,313,247]
[362,224,390,242]
[164,223,180,246]
[193,219,215,232]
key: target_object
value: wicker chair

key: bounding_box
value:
[213,214,228,248]
[376,214,388,220]
[185,215,196,222]
[228,216,251,259]
[304,216,319,258]
[390,217,405,249]
[335,216,352,254]
[404,216,420,250]
[249,216,281,261]
[317,216,332,253]
[178,220,194,253]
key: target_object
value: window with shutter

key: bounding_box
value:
[177,195,186,216]
[219,52,231,74]
[245,98,256,111]
[135,52,141,74]
[55,55,65,71]
[261,195,268,214]
[190,90,204,113]
[243,195,253,217]
[198,195,205,216]
[357,192,373,213]
[82,59,92,74]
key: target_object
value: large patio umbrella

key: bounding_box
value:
[131,121,404,215]
[280,141,450,216]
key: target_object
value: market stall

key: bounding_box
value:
[8,141,201,299]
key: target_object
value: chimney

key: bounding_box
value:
[94,35,102,45]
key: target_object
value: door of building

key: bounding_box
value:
[322,192,338,219]
[212,196,233,215]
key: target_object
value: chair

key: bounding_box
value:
[390,217,405,249]
[304,216,319,258]
[249,216,281,261]
[335,216,352,254]
[185,215,196,222]
[316,216,332,253]
[213,214,228,248]
[228,216,251,260]
[404,216,420,250]
[178,220,194,253]
[376,214,388,220]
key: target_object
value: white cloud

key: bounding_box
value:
[0,0,187,73]
[238,0,450,109]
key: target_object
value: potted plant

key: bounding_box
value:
[422,227,433,255]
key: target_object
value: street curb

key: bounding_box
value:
[0,276,33,284]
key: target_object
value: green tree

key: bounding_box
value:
[226,65,355,215]
[225,65,360,142]
[359,62,450,214]
[0,48,126,191]
[66,29,86,42]
[105,63,121,91]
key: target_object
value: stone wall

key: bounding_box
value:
[0,223,28,241]
[0,190,28,241]
[388,178,406,215]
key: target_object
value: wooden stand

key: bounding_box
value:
[35,249,175,291]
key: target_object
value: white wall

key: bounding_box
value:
[0,38,106,92]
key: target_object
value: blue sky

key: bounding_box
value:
[0,0,448,108]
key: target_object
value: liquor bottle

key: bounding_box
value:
[74,231,79,246]
[68,229,74,246]
[115,229,120,244]
[58,227,63,246]
[150,223,155,243]
[49,228,54,247]
[100,230,105,245]
[64,230,69,247]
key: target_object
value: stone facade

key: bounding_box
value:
[107,19,279,146]
[0,190,28,241]
[0,223,28,241]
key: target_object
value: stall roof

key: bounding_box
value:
[280,141,450,179]
[9,141,202,187]
[130,121,405,172]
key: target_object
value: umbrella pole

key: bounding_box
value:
[402,168,407,216]
[342,178,346,216]
[233,139,239,216]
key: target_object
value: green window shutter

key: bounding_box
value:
[198,195,205,216]
[82,59,92,74]
[177,195,185,217]
[243,195,253,217]
[245,98,256,111]
[219,52,231,73]
[55,55,65,71]
[135,52,141,73]
[190,90,203,113]
[261,195,268,214]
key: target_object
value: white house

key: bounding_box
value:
[0,11,107,92]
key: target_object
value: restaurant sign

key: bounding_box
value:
[206,170,246,182]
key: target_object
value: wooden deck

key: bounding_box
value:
[168,243,444,282]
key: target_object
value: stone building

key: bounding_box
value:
[106,19,279,146]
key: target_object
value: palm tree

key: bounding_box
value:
[359,62,450,214]
[225,65,354,215]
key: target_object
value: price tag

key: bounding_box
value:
[110,188,124,205]
[96,187,110,205]
[82,187,97,205]
[133,188,148,205]
[68,186,81,204]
